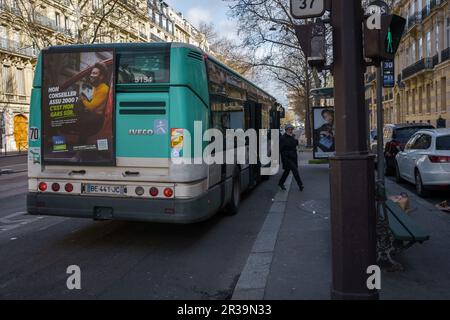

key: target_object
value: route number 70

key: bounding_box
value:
[290,0,325,19]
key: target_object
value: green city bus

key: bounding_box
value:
[27,42,283,223]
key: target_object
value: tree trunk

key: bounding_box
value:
[305,67,312,148]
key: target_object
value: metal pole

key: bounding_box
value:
[330,0,378,300]
[377,63,384,184]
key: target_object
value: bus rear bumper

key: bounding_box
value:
[27,189,221,224]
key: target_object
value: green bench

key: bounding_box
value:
[385,200,430,251]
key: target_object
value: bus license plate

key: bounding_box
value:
[85,184,124,195]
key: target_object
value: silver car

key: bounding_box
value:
[395,129,450,197]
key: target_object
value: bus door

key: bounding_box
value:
[115,91,170,166]
[246,100,262,187]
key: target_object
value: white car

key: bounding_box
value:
[395,129,450,197]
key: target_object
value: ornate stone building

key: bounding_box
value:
[366,0,450,130]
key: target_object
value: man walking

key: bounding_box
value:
[278,124,304,191]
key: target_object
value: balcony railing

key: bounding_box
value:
[432,53,439,66]
[422,0,444,20]
[442,47,450,63]
[407,12,422,30]
[402,57,434,79]
[33,13,72,36]
[366,72,376,84]
[421,6,431,20]
[150,34,164,42]
[0,2,21,16]
[139,31,148,39]
[431,0,444,10]
[0,37,37,57]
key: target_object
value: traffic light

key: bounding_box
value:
[364,14,406,61]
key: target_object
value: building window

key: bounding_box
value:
[55,12,60,27]
[447,17,450,49]
[2,66,14,94]
[15,68,25,95]
[406,91,409,115]
[93,0,100,11]
[441,77,447,112]
[436,81,439,113]
[436,23,440,53]
[418,37,423,59]
[419,86,423,113]
[412,42,416,64]
[426,31,431,57]
[426,83,431,113]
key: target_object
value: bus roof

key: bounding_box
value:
[41,42,278,104]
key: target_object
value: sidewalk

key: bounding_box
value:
[233,151,450,300]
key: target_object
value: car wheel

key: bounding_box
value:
[395,161,403,183]
[415,170,429,198]
[224,168,241,216]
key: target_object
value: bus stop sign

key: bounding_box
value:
[291,0,325,19]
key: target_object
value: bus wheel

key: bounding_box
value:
[224,169,241,216]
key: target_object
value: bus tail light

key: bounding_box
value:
[163,188,174,198]
[150,187,159,197]
[38,182,47,192]
[51,183,60,192]
[65,183,74,193]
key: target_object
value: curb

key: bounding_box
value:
[0,169,27,175]
[231,175,293,300]
[0,153,27,158]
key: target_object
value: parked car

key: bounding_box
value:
[395,129,450,197]
[382,123,434,175]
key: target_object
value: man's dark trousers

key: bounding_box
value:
[279,157,303,188]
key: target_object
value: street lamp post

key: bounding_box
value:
[329,0,378,299]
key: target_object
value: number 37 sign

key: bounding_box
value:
[291,0,325,19]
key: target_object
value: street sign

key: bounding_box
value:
[294,24,313,57]
[382,60,394,88]
[366,0,390,16]
[291,0,325,19]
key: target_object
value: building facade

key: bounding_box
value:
[0,0,211,152]
[366,0,450,130]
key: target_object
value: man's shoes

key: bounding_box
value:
[278,184,287,191]
[299,185,304,192]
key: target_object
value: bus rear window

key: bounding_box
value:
[117,50,170,84]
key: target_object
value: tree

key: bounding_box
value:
[9,0,125,50]
[197,22,253,75]
[225,0,331,146]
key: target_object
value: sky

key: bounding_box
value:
[165,0,238,39]
[165,0,288,107]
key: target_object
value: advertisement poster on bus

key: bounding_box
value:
[312,107,335,159]
[42,50,115,165]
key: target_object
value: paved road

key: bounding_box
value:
[0,166,279,299]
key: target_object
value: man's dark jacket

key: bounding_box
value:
[280,133,299,170]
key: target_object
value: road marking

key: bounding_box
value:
[0,212,29,224]
[0,212,45,233]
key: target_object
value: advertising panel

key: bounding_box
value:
[42,50,115,165]
[313,107,335,159]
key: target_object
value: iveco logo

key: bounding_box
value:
[128,129,154,135]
